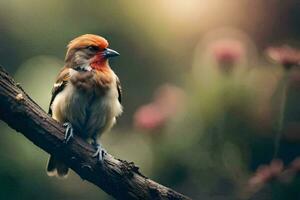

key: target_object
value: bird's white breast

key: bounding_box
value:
[51,69,122,139]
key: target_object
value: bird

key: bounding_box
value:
[46,34,123,178]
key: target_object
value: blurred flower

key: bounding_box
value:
[247,157,300,192]
[134,84,186,132]
[211,39,245,64]
[266,45,300,70]
[192,28,255,79]
[133,104,165,130]
[209,38,246,73]
[248,159,284,187]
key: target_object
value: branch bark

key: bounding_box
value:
[0,67,191,200]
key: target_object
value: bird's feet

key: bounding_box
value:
[92,141,107,163]
[63,122,74,144]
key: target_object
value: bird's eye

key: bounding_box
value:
[87,45,100,52]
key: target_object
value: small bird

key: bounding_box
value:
[46,34,123,177]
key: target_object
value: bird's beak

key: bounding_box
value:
[103,48,120,58]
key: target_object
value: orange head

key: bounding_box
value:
[65,34,119,71]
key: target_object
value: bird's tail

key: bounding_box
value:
[46,155,69,178]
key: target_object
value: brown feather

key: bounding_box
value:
[47,67,71,177]
[117,77,122,103]
[48,67,70,115]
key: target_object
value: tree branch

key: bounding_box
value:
[0,67,191,200]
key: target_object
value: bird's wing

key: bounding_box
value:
[48,67,70,116]
[116,77,122,103]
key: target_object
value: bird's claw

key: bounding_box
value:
[63,122,74,144]
[92,142,107,163]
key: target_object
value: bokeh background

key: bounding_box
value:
[1,1,300,199]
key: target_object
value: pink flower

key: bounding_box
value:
[248,159,283,188]
[266,45,300,69]
[133,104,166,130]
[134,84,185,132]
[212,40,244,63]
